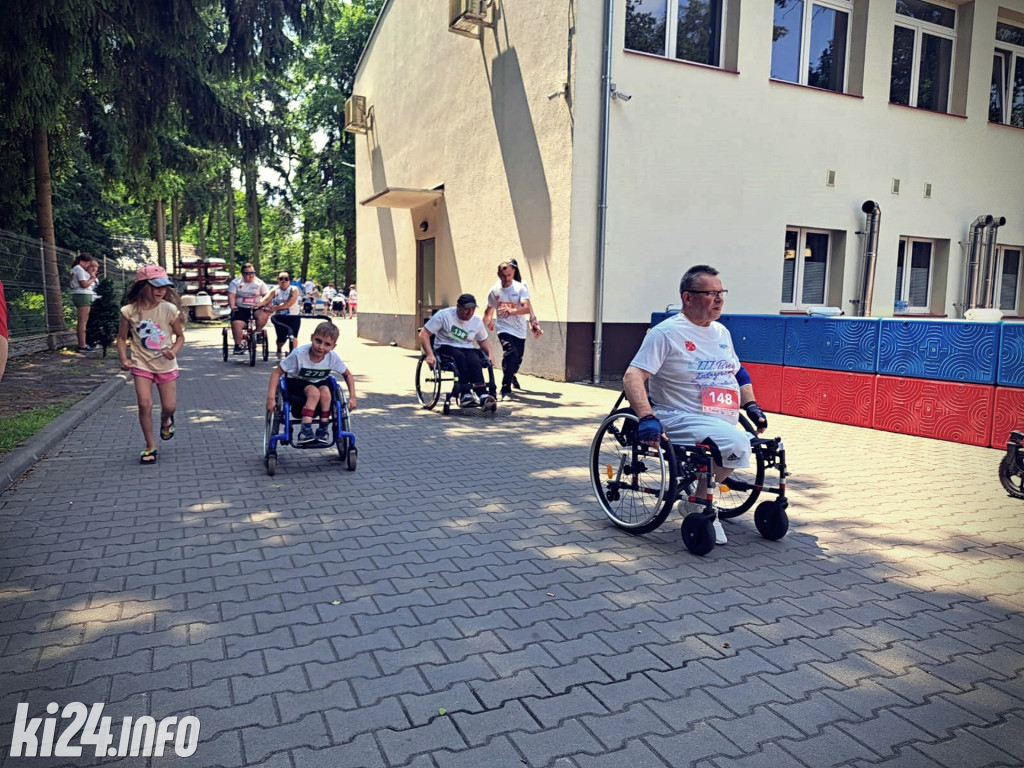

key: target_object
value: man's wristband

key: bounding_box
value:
[639,414,657,421]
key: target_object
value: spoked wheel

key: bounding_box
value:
[713,447,766,519]
[335,408,351,461]
[415,356,441,409]
[222,329,228,361]
[248,331,257,367]
[261,330,269,361]
[263,410,281,476]
[589,408,678,534]
[999,456,1024,499]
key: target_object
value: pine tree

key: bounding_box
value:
[86,278,122,356]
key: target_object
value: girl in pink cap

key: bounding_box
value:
[116,265,186,464]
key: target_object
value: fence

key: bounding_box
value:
[0,230,144,342]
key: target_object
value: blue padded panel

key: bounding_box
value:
[650,311,677,328]
[877,319,998,384]
[998,322,1024,387]
[783,316,880,373]
[717,315,786,365]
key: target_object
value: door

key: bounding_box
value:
[416,238,440,325]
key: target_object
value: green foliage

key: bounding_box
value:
[86,278,123,354]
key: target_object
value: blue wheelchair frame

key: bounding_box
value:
[263,373,357,475]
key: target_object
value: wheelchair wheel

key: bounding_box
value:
[263,411,280,476]
[681,511,716,556]
[713,447,766,519]
[222,329,228,361]
[261,331,269,361]
[248,331,257,367]
[754,500,789,540]
[999,455,1024,499]
[346,447,357,472]
[590,408,678,534]
[415,356,441,409]
[335,408,351,460]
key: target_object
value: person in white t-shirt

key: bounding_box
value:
[483,259,542,400]
[420,293,495,408]
[227,263,270,353]
[623,264,768,545]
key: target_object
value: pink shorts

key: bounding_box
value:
[131,368,179,385]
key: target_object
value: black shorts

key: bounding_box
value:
[231,307,255,324]
[284,377,334,403]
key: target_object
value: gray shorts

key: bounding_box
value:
[72,293,94,308]
[654,409,752,469]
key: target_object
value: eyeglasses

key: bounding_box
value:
[687,290,728,298]
[278,277,289,281]
[243,271,256,276]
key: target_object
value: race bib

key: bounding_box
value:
[701,385,739,416]
[241,295,258,307]
[498,301,516,312]
[450,326,469,341]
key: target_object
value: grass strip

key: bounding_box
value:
[0,403,72,455]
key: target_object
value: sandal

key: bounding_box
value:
[140,449,158,465]
[160,415,175,441]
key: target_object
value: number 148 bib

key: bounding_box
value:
[701,385,739,416]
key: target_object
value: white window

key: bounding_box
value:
[991,21,1024,127]
[781,228,831,309]
[771,0,852,92]
[894,237,933,314]
[625,0,725,67]
[889,0,956,113]
[998,247,1021,313]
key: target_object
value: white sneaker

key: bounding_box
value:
[712,516,728,545]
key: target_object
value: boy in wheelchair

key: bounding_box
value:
[266,321,356,445]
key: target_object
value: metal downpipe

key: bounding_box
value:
[981,216,1007,308]
[964,215,993,314]
[857,201,880,317]
[593,0,614,384]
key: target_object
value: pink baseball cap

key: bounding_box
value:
[136,264,173,287]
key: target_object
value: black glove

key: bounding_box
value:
[637,414,663,444]
[743,401,767,431]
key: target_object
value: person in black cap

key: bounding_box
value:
[419,293,496,408]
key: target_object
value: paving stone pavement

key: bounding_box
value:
[1,320,1022,768]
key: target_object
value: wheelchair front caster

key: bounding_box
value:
[442,400,451,415]
[681,511,716,556]
[346,447,357,472]
[265,453,277,476]
[754,499,789,540]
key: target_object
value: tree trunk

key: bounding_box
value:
[197,212,207,259]
[32,125,65,332]
[155,199,166,268]
[214,194,222,262]
[244,164,260,270]
[300,217,311,283]
[344,223,355,289]
[171,195,180,273]
[226,170,236,273]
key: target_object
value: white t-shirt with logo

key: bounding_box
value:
[629,313,741,425]
[280,344,348,384]
[424,306,488,349]
[487,280,531,338]
[228,276,269,307]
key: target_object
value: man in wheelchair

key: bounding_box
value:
[266,321,357,445]
[419,293,496,408]
[623,264,768,545]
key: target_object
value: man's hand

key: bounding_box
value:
[424,354,436,369]
[637,414,663,446]
[743,401,768,433]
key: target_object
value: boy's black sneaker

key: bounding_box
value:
[297,424,316,445]
[314,424,331,444]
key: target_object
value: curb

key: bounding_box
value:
[0,371,131,495]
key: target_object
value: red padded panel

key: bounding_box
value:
[781,367,876,427]
[873,376,994,447]
[991,387,1024,449]
[741,362,783,413]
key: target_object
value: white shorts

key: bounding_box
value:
[654,409,752,469]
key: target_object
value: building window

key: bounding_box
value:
[999,247,1021,313]
[781,228,830,309]
[889,0,956,112]
[991,21,1024,127]
[771,0,852,92]
[894,237,933,313]
[625,0,725,67]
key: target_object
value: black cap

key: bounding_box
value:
[457,293,477,308]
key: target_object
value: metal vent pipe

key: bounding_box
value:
[980,216,1007,308]
[963,215,994,313]
[857,201,880,317]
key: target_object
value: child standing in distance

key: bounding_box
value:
[266,321,357,446]
[116,265,186,464]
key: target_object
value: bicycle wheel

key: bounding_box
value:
[415,356,441,409]
[248,331,257,367]
[590,408,678,534]
[222,329,228,361]
[999,455,1024,499]
[261,330,269,361]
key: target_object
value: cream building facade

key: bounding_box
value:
[350,0,1024,381]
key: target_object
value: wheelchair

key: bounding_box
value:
[222,308,268,366]
[589,393,790,556]
[269,312,312,357]
[999,430,1024,499]
[262,374,357,475]
[415,338,498,415]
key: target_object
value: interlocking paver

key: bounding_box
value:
[1,322,1022,768]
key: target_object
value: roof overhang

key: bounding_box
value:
[359,187,444,209]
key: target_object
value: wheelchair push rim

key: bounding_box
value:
[415,355,442,409]
[590,408,678,534]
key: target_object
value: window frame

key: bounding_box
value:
[997,246,1022,314]
[894,237,934,315]
[625,0,728,68]
[781,226,833,311]
[889,0,957,112]
[991,21,1024,127]
[770,0,853,93]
